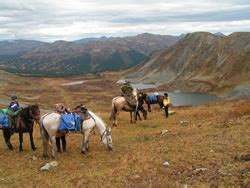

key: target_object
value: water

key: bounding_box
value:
[61,80,85,86]
[148,92,219,106]
[131,83,159,89]
[128,82,219,106]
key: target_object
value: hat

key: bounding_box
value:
[11,95,18,100]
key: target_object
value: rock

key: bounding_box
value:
[50,161,58,167]
[240,154,250,161]
[163,161,170,167]
[40,161,58,171]
[193,168,207,173]
[32,156,37,161]
[180,120,189,125]
[40,163,51,171]
[130,174,140,180]
[161,129,169,135]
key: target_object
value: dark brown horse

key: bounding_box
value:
[138,92,165,111]
[2,105,40,151]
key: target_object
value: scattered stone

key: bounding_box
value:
[32,156,37,161]
[40,161,58,171]
[193,168,207,173]
[218,169,231,176]
[163,161,170,167]
[210,150,214,153]
[180,120,189,125]
[161,129,169,135]
[130,174,140,180]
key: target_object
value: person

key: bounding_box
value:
[121,80,137,106]
[8,95,22,130]
[163,93,171,118]
[54,103,71,153]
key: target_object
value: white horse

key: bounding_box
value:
[40,108,113,158]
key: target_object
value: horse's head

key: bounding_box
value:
[29,104,41,122]
[101,127,113,151]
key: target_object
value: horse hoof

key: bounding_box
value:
[32,147,37,151]
[43,154,49,158]
[8,145,13,151]
[81,151,87,155]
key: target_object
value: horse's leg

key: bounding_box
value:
[42,136,49,158]
[50,136,57,159]
[133,111,136,124]
[148,103,151,112]
[113,111,118,127]
[130,112,133,123]
[61,135,66,152]
[3,128,13,150]
[19,131,23,152]
[165,105,169,118]
[29,130,36,151]
[56,137,61,153]
[137,111,142,120]
[81,129,91,155]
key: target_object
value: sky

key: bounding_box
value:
[0,0,250,42]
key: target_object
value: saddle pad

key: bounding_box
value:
[149,95,158,102]
[0,113,9,128]
[59,114,81,132]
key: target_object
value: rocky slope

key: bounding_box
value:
[125,32,250,93]
[0,34,181,76]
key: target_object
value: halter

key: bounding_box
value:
[100,127,112,145]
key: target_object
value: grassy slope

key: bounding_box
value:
[0,71,249,187]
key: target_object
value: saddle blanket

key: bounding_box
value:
[59,114,81,132]
[149,95,158,102]
[0,113,9,128]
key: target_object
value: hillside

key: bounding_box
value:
[0,34,181,76]
[125,32,250,94]
[0,71,249,186]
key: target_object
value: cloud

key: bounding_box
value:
[0,0,249,41]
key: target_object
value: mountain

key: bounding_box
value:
[213,32,225,37]
[0,34,181,76]
[125,32,250,93]
[0,40,48,55]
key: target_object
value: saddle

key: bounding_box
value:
[8,108,22,130]
[54,103,71,114]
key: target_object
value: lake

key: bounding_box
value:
[129,82,219,106]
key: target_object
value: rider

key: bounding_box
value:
[121,80,137,106]
[163,93,171,118]
[8,95,22,130]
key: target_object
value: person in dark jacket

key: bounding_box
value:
[8,95,22,130]
[121,80,137,106]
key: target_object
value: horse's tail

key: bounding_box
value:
[39,113,51,142]
[109,98,117,121]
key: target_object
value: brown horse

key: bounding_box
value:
[110,96,147,126]
[138,92,165,111]
[2,105,41,151]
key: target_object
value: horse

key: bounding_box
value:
[138,92,170,117]
[39,106,113,158]
[138,92,165,112]
[110,95,147,126]
[2,105,41,151]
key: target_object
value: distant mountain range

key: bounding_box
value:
[125,32,250,93]
[0,33,182,76]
